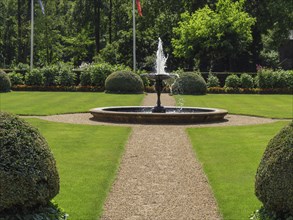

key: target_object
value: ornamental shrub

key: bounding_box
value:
[42,65,59,86]
[240,73,254,88]
[172,72,207,95]
[0,70,11,92]
[88,62,130,87]
[257,68,293,89]
[105,71,144,94]
[225,74,241,88]
[80,71,92,86]
[56,64,76,86]
[206,73,220,88]
[89,63,115,87]
[0,112,59,214]
[7,71,24,86]
[25,68,44,86]
[255,122,293,216]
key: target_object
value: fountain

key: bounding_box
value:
[90,38,228,124]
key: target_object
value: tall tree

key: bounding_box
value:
[172,0,255,71]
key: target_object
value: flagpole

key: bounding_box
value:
[30,0,34,71]
[132,0,136,72]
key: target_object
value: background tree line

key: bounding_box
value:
[0,0,292,72]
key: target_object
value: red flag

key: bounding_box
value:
[136,0,142,16]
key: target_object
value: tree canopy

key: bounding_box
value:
[0,0,292,71]
[172,0,255,71]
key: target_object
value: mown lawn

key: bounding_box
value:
[187,121,290,219]
[25,118,131,219]
[0,91,144,115]
[175,94,293,119]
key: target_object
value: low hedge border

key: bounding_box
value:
[11,85,104,92]
[10,85,292,94]
[208,87,293,94]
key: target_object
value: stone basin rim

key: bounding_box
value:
[89,106,228,124]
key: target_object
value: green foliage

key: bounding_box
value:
[87,62,129,87]
[105,71,144,94]
[7,71,24,86]
[172,0,255,68]
[206,74,220,88]
[0,112,59,213]
[79,71,92,86]
[0,70,11,92]
[255,122,293,215]
[41,66,59,86]
[89,63,116,87]
[172,72,207,95]
[257,68,293,89]
[25,69,44,86]
[55,64,76,86]
[224,74,241,88]
[251,206,293,220]
[0,201,67,220]
[240,73,254,88]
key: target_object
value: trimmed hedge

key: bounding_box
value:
[105,71,144,94]
[255,122,293,216]
[0,112,59,214]
[256,68,293,89]
[206,74,220,88]
[224,74,241,88]
[172,72,207,95]
[0,70,11,92]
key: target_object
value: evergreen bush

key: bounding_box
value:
[172,72,207,95]
[225,74,241,88]
[7,71,24,86]
[56,65,76,86]
[80,71,92,86]
[255,122,293,216]
[89,63,116,87]
[206,73,220,88]
[42,65,59,86]
[105,71,144,94]
[25,68,44,86]
[0,70,11,92]
[0,112,59,214]
[240,73,254,88]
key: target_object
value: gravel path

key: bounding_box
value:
[100,94,221,219]
[23,94,280,219]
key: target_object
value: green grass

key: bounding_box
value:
[176,94,293,119]
[0,91,144,115]
[187,121,290,220]
[25,118,131,219]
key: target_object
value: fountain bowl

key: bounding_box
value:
[90,106,228,124]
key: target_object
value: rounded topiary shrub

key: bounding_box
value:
[207,74,220,88]
[105,71,144,94]
[224,74,241,88]
[240,73,254,89]
[255,122,293,216]
[0,70,11,92]
[172,72,207,95]
[0,112,59,214]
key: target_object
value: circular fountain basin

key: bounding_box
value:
[90,106,228,124]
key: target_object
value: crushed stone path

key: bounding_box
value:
[100,94,221,219]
